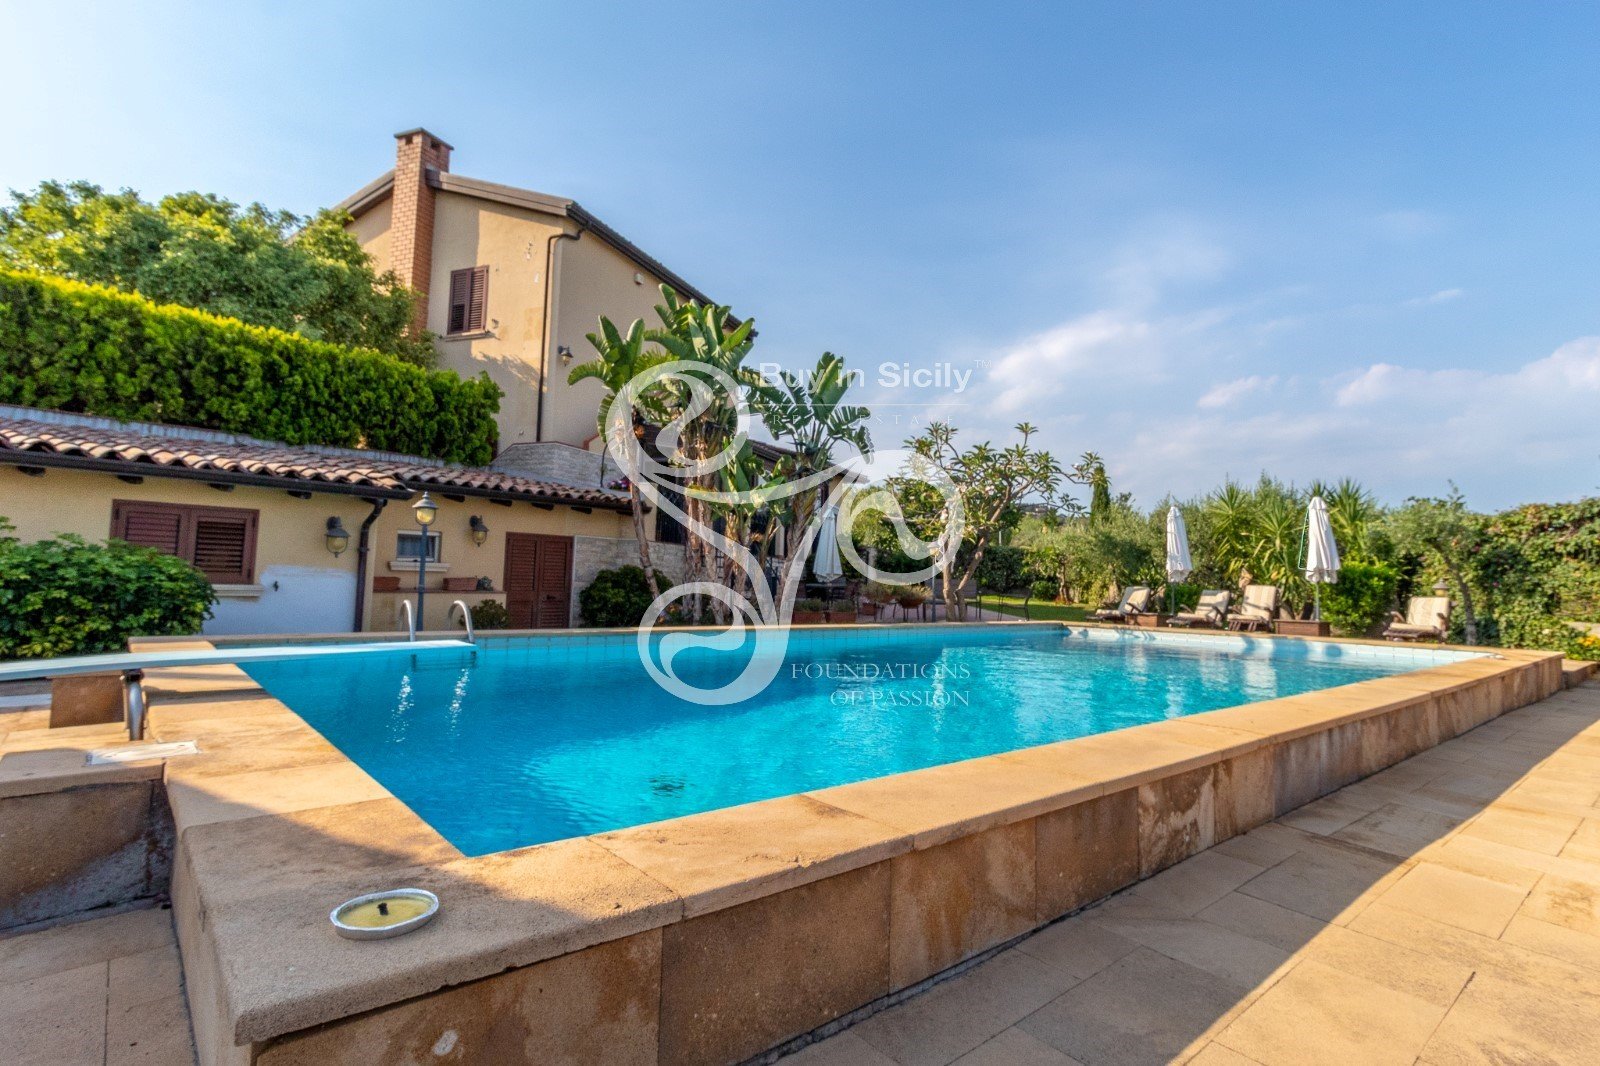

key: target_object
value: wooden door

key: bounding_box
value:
[504,533,574,628]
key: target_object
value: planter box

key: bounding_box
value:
[792,611,826,625]
[443,577,480,592]
[825,611,859,624]
[372,576,401,593]
[1274,619,1331,637]
[1131,613,1171,628]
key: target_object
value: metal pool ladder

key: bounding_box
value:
[402,599,416,641]
[450,600,475,643]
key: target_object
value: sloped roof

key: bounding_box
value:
[335,169,720,308]
[0,407,633,512]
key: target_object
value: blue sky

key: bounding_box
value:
[6,2,1598,509]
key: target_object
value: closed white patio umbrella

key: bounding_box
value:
[812,504,843,584]
[1304,495,1342,621]
[1165,505,1193,614]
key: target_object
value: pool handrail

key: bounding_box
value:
[0,640,475,740]
[450,600,474,644]
[402,599,416,642]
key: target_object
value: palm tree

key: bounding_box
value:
[568,316,668,597]
[756,351,874,593]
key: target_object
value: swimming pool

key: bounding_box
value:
[243,625,1475,856]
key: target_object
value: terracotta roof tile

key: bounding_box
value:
[0,413,632,512]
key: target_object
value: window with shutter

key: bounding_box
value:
[111,501,259,584]
[447,266,489,335]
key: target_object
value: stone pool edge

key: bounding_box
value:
[126,625,1560,1065]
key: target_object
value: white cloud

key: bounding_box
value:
[986,311,1154,413]
[1198,374,1277,409]
[1403,287,1465,307]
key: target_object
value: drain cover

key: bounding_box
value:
[87,740,200,765]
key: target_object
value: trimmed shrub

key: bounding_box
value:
[0,531,216,659]
[578,566,662,628]
[1029,578,1058,603]
[1321,561,1400,637]
[0,268,501,464]
[467,600,511,630]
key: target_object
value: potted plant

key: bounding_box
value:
[824,598,858,624]
[894,585,930,620]
[792,598,826,625]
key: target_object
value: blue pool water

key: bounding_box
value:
[243,625,1464,856]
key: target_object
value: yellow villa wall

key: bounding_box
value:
[346,189,691,452]
[0,465,638,635]
[363,491,634,632]
[548,232,685,447]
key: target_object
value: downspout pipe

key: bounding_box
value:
[536,225,585,443]
[351,498,389,633]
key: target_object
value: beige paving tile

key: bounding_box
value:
[1377,862,1531,938]
[0,961,109,1066]
[852,948,1079,1066]
[1196,891,1328,954]
[0,906,173,984]
[1278,795,1371,836]
[1499,913,1600,972]
[1186,1043,1265,1066]
[1016,947,1244,1065]
[1295,925,1474,1008]
[595,794,908,916]
[1518,873,1600,937]
[1083,912,1291,991]
[1563,818,1600,864]
[1331,802,1463,859]
[952,1026,1084,1065]
[1459,806,1584,856]
[1349,902,1600,1002]
[1216,959,1447,1066]
[1420,971,1600,1064]
[164,759,392,828]
[1014,914,1140,981]
[108,942,185,1015]
[1236,837,1405,924]
[105,991,196,1066]
[1126,848,1267,916]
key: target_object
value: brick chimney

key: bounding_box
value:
[390,128,453,335]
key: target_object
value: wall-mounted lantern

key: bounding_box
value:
[325,516,351,557]
[558,344,574,366]
[469,514,489,547]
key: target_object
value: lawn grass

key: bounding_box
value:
[982,596,1091,622]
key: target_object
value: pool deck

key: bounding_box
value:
[5,675,1600,1064]
[0,625,1579,1064]
[792,679,1600,1066]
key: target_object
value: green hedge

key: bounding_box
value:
[0,527,216,659]
[0,268,501,464]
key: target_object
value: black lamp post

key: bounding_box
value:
[412,492,438,631]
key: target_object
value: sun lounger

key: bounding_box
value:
[1092,585,1153,622]
[1228,584,1280,632]
[1384,595,1451,641]
[1169,589,1231,628]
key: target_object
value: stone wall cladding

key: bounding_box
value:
[571,537,685,625]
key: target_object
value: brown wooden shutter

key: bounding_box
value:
[448,268,471,334]
[192,513,257,583]
[110,500,258,584]
[112,503,183,555]
[466,265,489,332]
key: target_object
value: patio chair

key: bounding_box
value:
[1092,586,1152,623]
[1168,589,1231,628]
[1384,595,1452,642]
[1228,584,1280,632]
